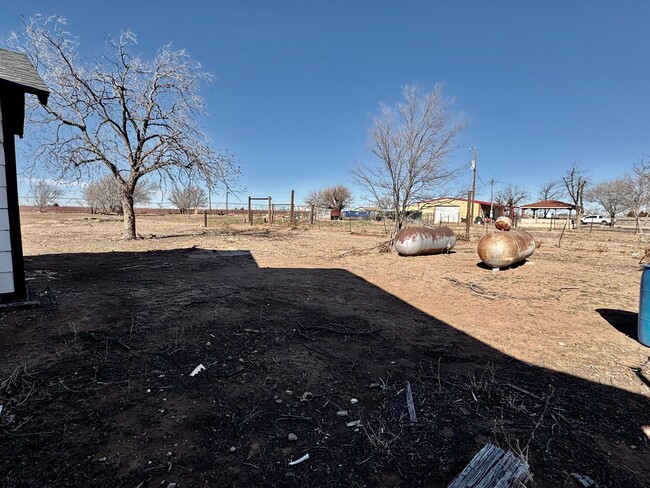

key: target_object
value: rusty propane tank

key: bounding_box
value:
[477,229,536,268]
[494,216,512,231]
[394,226,457,256]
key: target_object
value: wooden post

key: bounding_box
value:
[289,190,295,226]
[248,196,252,225]
[268,197,272,224]
[203,210,207,228]
[465,191,471,239]
[310,205,314,225]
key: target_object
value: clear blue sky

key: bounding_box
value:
[2,0,649,207]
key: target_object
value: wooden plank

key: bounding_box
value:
[0,229,10,251]
[0,271,14,294]
[0,251,12,273]
[0,208,8,230]
[0,186,7,209]
[405,381,417,423]
[447,443,530,488]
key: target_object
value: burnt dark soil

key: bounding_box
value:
[1,247,649,487]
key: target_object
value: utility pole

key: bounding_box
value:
[489,179,495,220]
[469,147,477,225]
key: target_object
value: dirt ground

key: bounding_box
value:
[1,212,649,487]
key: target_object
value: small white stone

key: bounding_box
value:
[350,398,358,405]
[288,433,298,441]
[229,446,236,452]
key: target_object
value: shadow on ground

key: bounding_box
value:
[597,308,639,341]
[0,249,649,487]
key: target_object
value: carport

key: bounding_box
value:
[520,199,576,228]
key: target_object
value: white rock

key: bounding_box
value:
[190,364,206,377]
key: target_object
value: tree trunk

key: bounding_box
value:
[122,191,137,239]
[575,210,583,231]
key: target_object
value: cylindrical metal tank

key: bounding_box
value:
[477,229,536,268]
[638,265,650,346]
[494,216,512,231]
[394,226,456,256]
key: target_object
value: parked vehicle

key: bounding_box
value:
[581,215,612,226]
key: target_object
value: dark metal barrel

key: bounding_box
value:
[394,226,457,256]
[477,229,535,268]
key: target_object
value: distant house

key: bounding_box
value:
[407,197,503,224]
[0,48,49,300]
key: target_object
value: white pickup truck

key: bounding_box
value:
[580,215,612,226]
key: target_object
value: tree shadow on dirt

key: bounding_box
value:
[1,248,649,488]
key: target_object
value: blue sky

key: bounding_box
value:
[2,1,649,208]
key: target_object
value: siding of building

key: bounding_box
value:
[409,198,484,223]
[0,101,14,293]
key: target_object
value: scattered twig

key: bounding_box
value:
[444,277,497,300]
[2,429,55,437]
[288,453,310,466]
[506,383,545,402]
[276,415,314,423]
[466,282,497,300]
[556,220,568,248]
[301,342,337,359]
[338,240,392,257]
[302,324,380,336]
[404,381,417,424]
[118,262,172,271]
[524,387,555,451]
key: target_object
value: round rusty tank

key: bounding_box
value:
[394,226,456,256]
[477,229,536,268]
[494,216,512,231]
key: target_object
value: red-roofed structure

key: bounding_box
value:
[520,200,576,219]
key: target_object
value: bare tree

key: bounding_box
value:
[305,190,323,208]
[586,179,626,224]
[620,163,650,233]
[352,84,464,234]
[30,179,63,212]
[8,16,237,239]
[562,163,588,229]
[305,185,352,214]
[83,176,153,214]
[169,186,207,214]
[537,180,562,217]
[494,185,528,219]
[538,180,562,201]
